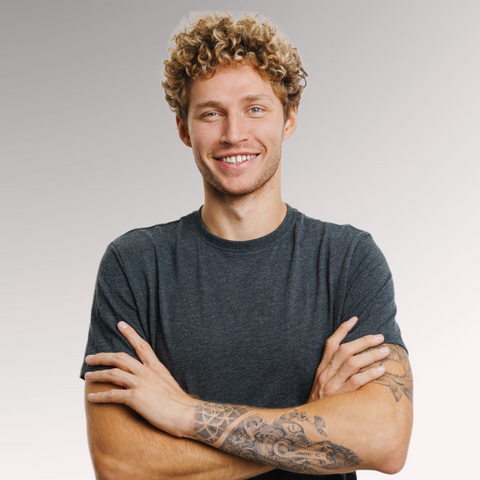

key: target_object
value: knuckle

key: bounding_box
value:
[345,356,358,369]
[324,338,337,351]
[114,352,127,362]
[128,389,141,404]
[350,375,361,388]
[320,387,331,399]
[337,344,349,357]
[106,389,116,400]
[318,371,329,384]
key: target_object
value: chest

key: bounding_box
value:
[150,244,334,408]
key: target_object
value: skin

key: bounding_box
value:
[85,321,412,475]
[177,63,297,241]
[84,318,392,480]
[84,64,413,478]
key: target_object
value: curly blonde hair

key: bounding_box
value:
[163,12,307,127]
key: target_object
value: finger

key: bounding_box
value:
[85,351,143,375]
[344,365,387,392]
[335,345,390,381]
[356,344,391,367]
[87,387,131,405]
[329,333,385,372]
[316,317,358,372]
[85,368,137,389]
[117,322,176,379]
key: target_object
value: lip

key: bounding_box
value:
[213,152,261,169]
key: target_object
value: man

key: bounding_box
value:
[81,13,412,479]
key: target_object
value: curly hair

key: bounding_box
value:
[162,12,307,127]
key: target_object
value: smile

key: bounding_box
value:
[216,154,259,165]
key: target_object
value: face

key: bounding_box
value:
[177,64,296,199]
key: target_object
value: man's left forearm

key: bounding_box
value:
[190,381,412,475]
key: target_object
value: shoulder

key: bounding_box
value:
[292,208,374,253]
[108,212,196,256]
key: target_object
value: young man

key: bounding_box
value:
[81,13,412,479]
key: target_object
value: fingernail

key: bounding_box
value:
[118,321,128,329]
[374,334,384,341]
[379,347,390,354]
[88,393,95,400]
[377,366,386,373]
[85,372,91,379]
[85,355,94,362]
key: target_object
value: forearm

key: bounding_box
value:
[190,384,413,475]
[85,325,412,476]
[86,383,272,480]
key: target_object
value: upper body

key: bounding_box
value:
[82,12,413,480]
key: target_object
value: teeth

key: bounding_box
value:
[222,154,256,164]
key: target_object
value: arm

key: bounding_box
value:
[85,384,273,480]
[193,344,412,475]
[86,323,413,476]
[85,317,385,479]
[84,246,273,478]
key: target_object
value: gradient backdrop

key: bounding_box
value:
[2,1,479,478]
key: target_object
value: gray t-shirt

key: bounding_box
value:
[81,205,405,479]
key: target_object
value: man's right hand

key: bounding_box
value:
[307,317,390,403]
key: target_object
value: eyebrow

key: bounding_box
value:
[192,94,274,111]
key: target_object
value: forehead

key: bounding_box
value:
[189,64,279,107]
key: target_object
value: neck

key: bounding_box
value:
[201,177,286,242]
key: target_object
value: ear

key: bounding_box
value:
[176,116,192,148]
[282,107,297,141]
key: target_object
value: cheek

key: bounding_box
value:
[190,128,215,151]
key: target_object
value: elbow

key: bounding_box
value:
[91,452,128,480]
[373,429,411,475]
[377,448,408,475]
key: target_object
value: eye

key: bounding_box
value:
[249,107,263,113]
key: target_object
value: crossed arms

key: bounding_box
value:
[84,317,413,479]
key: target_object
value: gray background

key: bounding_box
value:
[1,1,479,478]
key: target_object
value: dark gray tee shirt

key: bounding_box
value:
[81,206,405,479]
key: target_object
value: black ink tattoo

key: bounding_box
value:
[360,344,413,403]
[194,403,250,444]
[194,405,361,474]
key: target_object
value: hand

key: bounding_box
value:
[307,317,390,403]
[85,322,197,438]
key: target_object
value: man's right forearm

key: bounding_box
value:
[86,383,273,480]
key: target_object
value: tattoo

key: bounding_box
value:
[194,403,250,444]
[194,405,361,473]
[360,344,413,403]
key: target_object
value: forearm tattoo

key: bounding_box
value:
[193,406,361,474]
[194,404,250,444]
[360,344,413,403]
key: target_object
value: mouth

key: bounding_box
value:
[214,153,259,165]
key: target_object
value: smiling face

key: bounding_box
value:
[177,64,297,200]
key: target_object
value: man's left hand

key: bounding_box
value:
[307,317,390,403]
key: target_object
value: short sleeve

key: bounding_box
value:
[80,244,149,379]
[336,233,406,350]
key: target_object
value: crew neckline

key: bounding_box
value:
[191,204,296,252]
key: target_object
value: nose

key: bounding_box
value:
[220,114,249,145]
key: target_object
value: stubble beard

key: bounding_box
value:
[194,140,283,200]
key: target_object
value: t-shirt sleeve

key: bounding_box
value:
[80,243,149,379]
[336,232,406,350]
